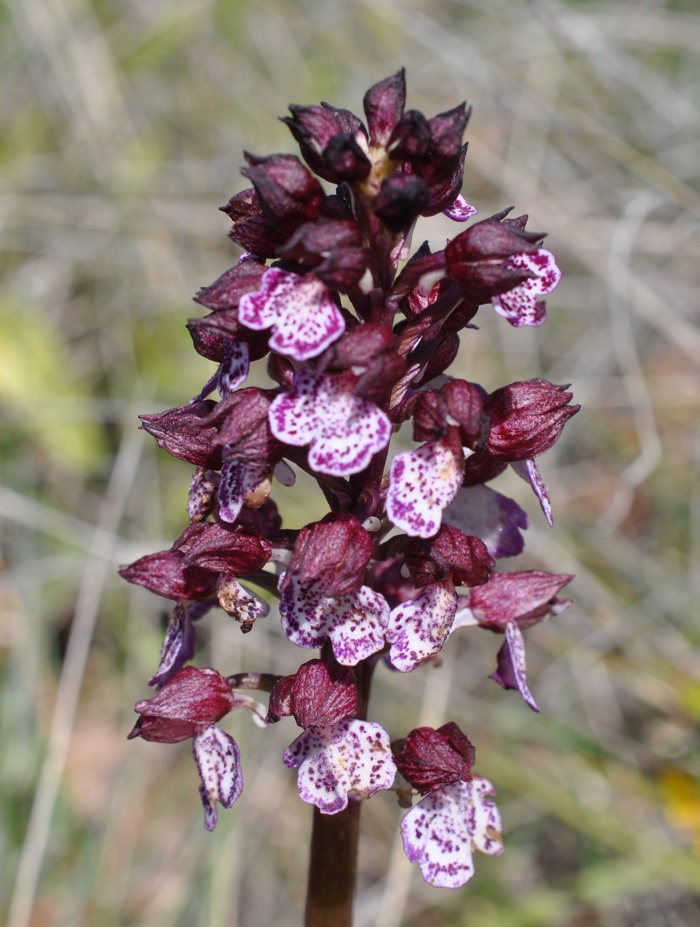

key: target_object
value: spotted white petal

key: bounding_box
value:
[491,249,560,328]
[269,369,391,477]
[401,778,503,888]
[387,439,462,538]
[386,582,457,672]
[218,459,271,524]
[238,267,345,360]
[443,195,478,222]
[218,341,250,395]
[193,725,243,831]
[283,719,396,814]
[279,573,388,666]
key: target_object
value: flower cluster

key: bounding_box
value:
[123,71,578,889]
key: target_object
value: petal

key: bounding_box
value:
[268,369,325,446]
[218,341,250,395]
[387,440,463,538]
[283,720,396,814]
[193,725,243,831]
[239,267,345,360]
[491,249,560,328]
[187,467,216,524]
[401,778,503,888]
[279,574,388,666]
[443,484,529,558]
[216,576,269,629]
[386,582,457,672]
[325,586,389,666]
[442,195,477,222]
[269,371,391,477]
[512,458,553,526]
[218,459,271,524]
[307,392,392,476]
[489,620,540,712]
[148,602,196,688]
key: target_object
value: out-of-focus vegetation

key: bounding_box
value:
[2,1,699,925]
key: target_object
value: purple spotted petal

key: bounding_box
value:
[193,725,243,831]
[283,719,396,814]
[238,267,345,360]
[386,581,457,672]
[401,778,503,888]
[491,249,560,328]
[489,620,539,712]
[218,459,271,523]
[269,370,391,477]
[188,468,216,524]
[443,195,477,222]
[443,485,529,558]
[512,458,553,526]
[148,602,195,688]
[218,341,250,396]
[279,573,388,666]
[387,439,463,538]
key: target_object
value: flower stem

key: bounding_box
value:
[304,799,362,927]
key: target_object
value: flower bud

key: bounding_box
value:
[484,379,579,460]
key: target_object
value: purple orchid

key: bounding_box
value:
[270,660,397,813]
[452,570,574,710]
[394,723,503,887]
[124,70,578,911]
[128,666,266,830]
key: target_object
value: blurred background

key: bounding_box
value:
[1,0,699,924]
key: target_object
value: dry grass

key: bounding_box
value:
[1,0,699,925]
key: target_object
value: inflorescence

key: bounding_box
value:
[122,70,578,889]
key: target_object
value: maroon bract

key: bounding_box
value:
[124,71,577,899]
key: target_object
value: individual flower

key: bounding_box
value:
[119,521,271,602]
[269,368,391,477]
[386,527,494,671]
[128,666,266,830]
[444,212,561,325]
[238,266,346,361]
[394,723,503,887]
[272,660,397,813]
[452,571,574,710]
[459,379,579,528]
